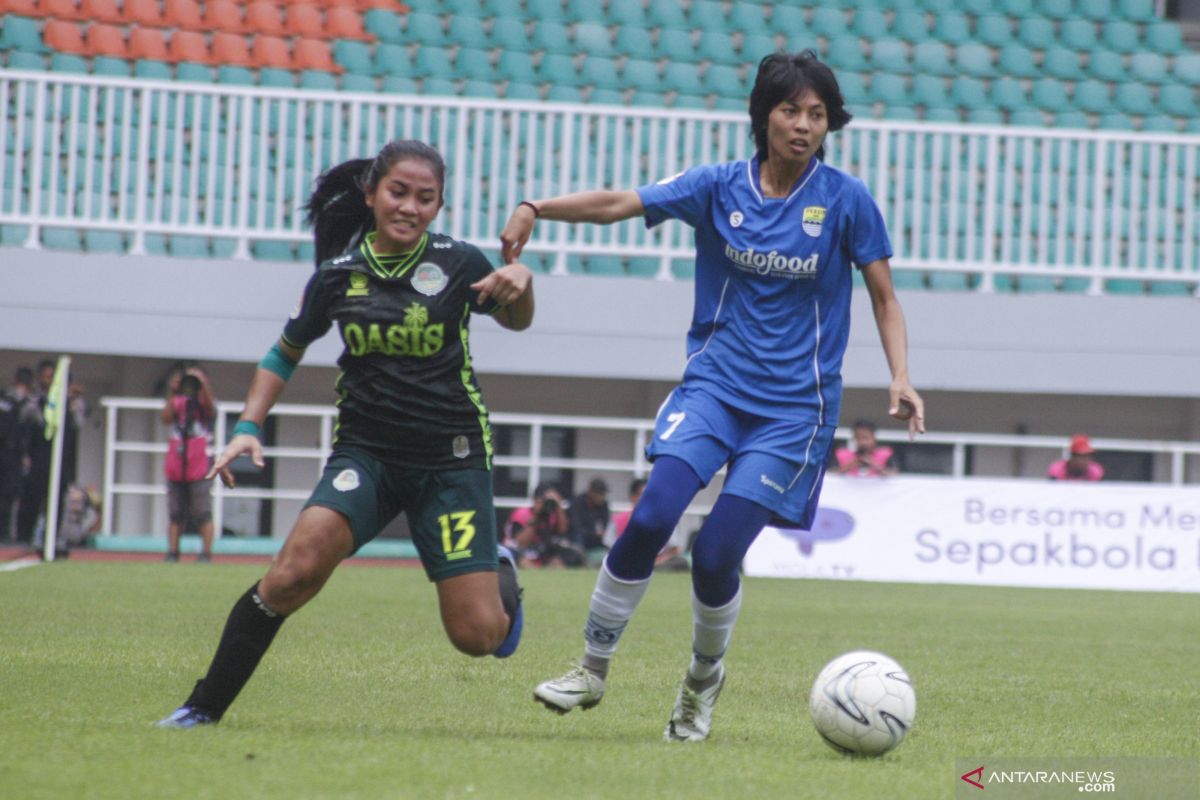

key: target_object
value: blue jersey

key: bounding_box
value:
[637,155,892,426]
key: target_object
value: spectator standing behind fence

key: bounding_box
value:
[568,478,610,554]
[18,359,87,544]
[504,481,581,567]
[161,366,217,562]
[834,419,897,477]
[0,367,36,542]
[1047,434,1104,482]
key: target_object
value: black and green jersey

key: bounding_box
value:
[282,231,501,470]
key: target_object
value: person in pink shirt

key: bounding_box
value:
[1047,434,1104,481]
[834,419,897,477]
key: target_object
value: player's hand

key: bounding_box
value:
[206,434,264,489]
[500,204,539,263]
[888,382,926,440]
[471,263,531,306]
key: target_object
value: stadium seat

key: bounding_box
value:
[742,33,777,63]
[1113,83,1155,117]
[167,30,208,63]
[531,21,573,56]
[216,64,255,85]
[912,41,953,76]
[989,77,1028,112]
[1053,109,1091,130]
[825,35,868,72]
[1030,78,1069,112]
[162,0,203,30]
[588,87,623,104]
[1041,47,1085,80]
[574,22,615,58]
[1060,19,1099,52]
[870,38,909,74]
[810,7,848,38]
[697,30,738,66]
[1101,20,1139,53]
[1015,17,1054,50]
[545,84,583,103]
[687,0,726,32]
[328,7,371,40]
[623,59,662,93]
[607,0,646,27]
[950,76,987,110]
[773,6,810,41]
[835,71,868,106]
[363,8,402,42]
[852,8,888,40]
[128,28,169,62]
[92,54,129,76]
[204,0,248,34]
[252,36,292,70]
[382,74,419,94]
[0,16,46,54]
[496,51,536,84]
[298,68,336,89]
[890,9,929,42]
[931,12,970,45]
[296,38,340,73]
[133,58,171,79]
[1140,114,1180,133]
[525,0,567,23]
[283,4,323,39]
[1172,52,1200,87]
[1158,84,1196,118]
[448,16,489,50]
[49,51,88,71]
[211,33,252,68]
[461,80,498,98]
[954,42,993,78]
[260,66,295,87]
[42,0,86,21]
[504,81,540,101]
[43,21,87,55]
[7,50,45,69]
[333,39,372,73]
[1145,22,1184,55]
[1129,52,1167,84]
[339,72,374,91]
[870,73,908,104]
[443,0,487,18]
[372,42,411,76]
[84,23,126,58]
[1073,80,1112,114]
[1116,0,1156,20]
[85,230,125,253]
[703,64,744,98]
[1088,50,1126,83]
[122,0,163,25]
[656,29,696,63]
[673,93,708,110]
[538,54,580,87]
[1008,108,1044,127]
[661,62,702,96]
[614,26,653,59]
[404,13,446,46]
[489,17,528,51]
[996,43,1038,79]
[973,15,1012,48]
[911,73,948,108]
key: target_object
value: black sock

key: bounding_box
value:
[497,559,522,636]
[186,583,285,720]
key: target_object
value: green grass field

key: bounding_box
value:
[1,560,1197,799]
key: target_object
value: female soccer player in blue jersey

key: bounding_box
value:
[500,51,925,742]
[158,140,534,728]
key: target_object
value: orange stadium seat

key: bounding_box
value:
[210,32,252,66]
[3,0,39,14]
[84,22,126,57]
[355,0,406,10]
[244,1,286,36]
[167,29,209,63]
[77,0,122,23]
[293,37,341,72]
[128,26,169,61]
[122,0,163,26]
[43,20,86,53]
[284,4,325,38]
[203,0,247,34]
[38,0,84,20]
[162,0,204,30]
[252,34,292,69]
[327,6,371,40]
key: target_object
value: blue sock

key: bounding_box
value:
[690,494,774,607]
[605,456,702,581]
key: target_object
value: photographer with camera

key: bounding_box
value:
[1047,434,1104,482]
[161,364,217,562]
[834,419,898,478]
[504,481,583,568]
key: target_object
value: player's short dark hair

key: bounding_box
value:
[532,480,560,500]
[14,366,32,385]
[304,139,447,266]
[748,51,852,163]
[628,477,647,497]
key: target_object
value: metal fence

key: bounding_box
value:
[4,70,1200,291]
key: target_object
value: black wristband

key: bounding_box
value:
[518,200,541,218]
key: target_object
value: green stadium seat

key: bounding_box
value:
[950,76,987,109]
[703,64,744,97]
[700,30,741,66]
[531,21,573,56]
[175,62,211,82]
[422,78,458,96]
[43,228,84,251]
[1158,85,1196,118]
[742,34,778,63]
[1101,20,1139,53]
[627,257,659,278]
[647,2,687,31]
[93,57,131,77]
[912,41,953,76]
[505,81,541,100]
[1141,115,1180,133]
[608,0,647,27]
[1041,47,1085,81]
[656,29,696,63]
[497,51,536,84]
[810,7,848,38]
[0,16,47,54]
[85,230,125,253]
[414,46,454,78]
[301,69,338,90]
[923,106,960,122]
[334,40,373,75]
[574,22,615,57]
[965,107,1004,124]
[870,39,910,74]
[994,0,1032,14]
[974,15,1013,48]
[1104,278,1144,294]
[133,59,171,80]
[579,56,620,91]
[1,224,31,247]
[1172,52,1200,87]
[852,8,888,40]
[1113,84,1155,117]
[836,71,869,106]
[673,93,708,109]
[167,235,207,258]
[1016,17,1054,50]
[883,105,919,121]
[1116,0,1156,20]
[891,9,929,42]
[444,0,487,18]
[461,80,498,98]
[252,241,295,261]
[456,48,493,82]
[890,270,926,290]
[918,0,958,11]
[7,50,45,70]
[449,17,490,50]
[989,77,1028,112]
[623,59,662,93]
[1145,22,1185,55]
[1053,109,1091,130]
[729,4,769,36]
[995,43,1039,80]
[538,53,580,86]
[870,73,908,104]
[825,36,868,72]
[1076,0,1115,20]
[216,65,255,85]
[1061,19,1099,52]
[525,0,567,23]
[1129,53,1168,84]
[928,271,974,291]
[1030,78,1070,112]
[565,0,609,24]
[614,26,654,58]
[1097,112,1134,130]
[630,89,667,107]
[1008,108,1044,127]
[661,62,703,95]
[688,1,727,32]
[260,68,294,88]
[671,259,695,279]
[545,84,581,104]
[954,42,993,78]
[773,5,809,37]
[585,255,625,276]
[932,12,970,45]
[1087,50,1126,83]
[588,87,624,104]
[363,9,403,43]
[340,73,376,92]
[489,18,528,51]
[50,54,90,74]
[405,13,447,47]
[402,0,439,11]
[911,73,949,107]
[1148,281,1193,296]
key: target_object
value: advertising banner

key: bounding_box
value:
[744,476,1200,592]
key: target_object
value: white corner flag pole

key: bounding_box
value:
[42,355,71,563]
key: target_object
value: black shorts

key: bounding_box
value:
[305,449,498,582]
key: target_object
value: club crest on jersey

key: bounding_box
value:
[452,435,470,459]
[729,210,744,228]
[412,262,448,296]
[802,206,826,238]
[346,272,370,297]
[332,469,360,492]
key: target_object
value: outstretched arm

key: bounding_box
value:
[500,190,645,263]
[861,259,925,439]
[471,262,535,331]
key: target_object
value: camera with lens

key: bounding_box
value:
[537,496,560,520]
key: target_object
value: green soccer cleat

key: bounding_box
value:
[664,667,725,742]
[533,665,605,714]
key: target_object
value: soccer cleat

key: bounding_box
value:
[664,667,725,742]
[533,665,606,714]
[493,545,523,658]
[164,552,179,563]
[155,706,216,729]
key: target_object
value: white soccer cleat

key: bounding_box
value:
[533,665,606,714]
[664,667,725,742]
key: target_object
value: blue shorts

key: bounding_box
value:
[645,385,836,529]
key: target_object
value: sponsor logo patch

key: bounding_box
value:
[729,210,744,228]
[412,263,448,296]
[346,272,369,297]
[452,435,470,459]
[332,469,360,492]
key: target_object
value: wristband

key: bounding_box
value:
[518,200,541,218]
[259,342,298,381]
[232,420,261,440]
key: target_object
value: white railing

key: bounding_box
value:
[100,396,1200,539]
[5,70,1200,291]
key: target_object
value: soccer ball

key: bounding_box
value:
[808,650,916,757]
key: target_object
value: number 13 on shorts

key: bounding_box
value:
[439,511,476,561]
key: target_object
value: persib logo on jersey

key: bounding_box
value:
[802,206,826,238]
[724,243,819,280]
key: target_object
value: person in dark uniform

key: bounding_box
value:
[158,139,534,728]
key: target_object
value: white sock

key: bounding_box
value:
[688,587,743,683]
[580,559,651,678]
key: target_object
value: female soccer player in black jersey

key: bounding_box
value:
[158,140,534,727]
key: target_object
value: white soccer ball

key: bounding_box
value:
[808,650,916,757]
